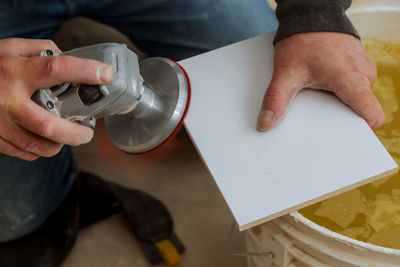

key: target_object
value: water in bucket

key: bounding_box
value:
[300,39,400,250]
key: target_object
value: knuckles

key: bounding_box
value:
[36,118,55,138]
[16,132,62,157]
[0,38,21,49]
[18,138,61,158]
[0,55,16,82]
[365,62,378,84]
[44,40,58,51]
[0,96,20,119]
[6,101,31,121]
[19,139,39,153]
[265,86,287,106]
[0,145,37,161]
[44,56,63,77]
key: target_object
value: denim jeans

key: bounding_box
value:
[0,0,277,242]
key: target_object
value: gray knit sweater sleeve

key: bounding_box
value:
[274,0,359,44]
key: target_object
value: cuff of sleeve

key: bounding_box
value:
[273,0,360,45]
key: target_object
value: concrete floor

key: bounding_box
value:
[61,121,247,267]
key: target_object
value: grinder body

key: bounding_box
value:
[33,43,190,153]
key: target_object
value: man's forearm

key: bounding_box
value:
[274,0,359,44]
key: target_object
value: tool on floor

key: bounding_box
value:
[78,172,185,266]
[32,43,190,154]
[111,186,185,266]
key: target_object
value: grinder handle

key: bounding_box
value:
[31,43,142,130]
[31,48,113,129]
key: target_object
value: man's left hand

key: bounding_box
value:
[257,32,384,131]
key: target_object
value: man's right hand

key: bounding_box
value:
[0,38,114,161]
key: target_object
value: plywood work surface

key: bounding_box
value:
[179,32,398,231]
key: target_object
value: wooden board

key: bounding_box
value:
[179,32,398,231]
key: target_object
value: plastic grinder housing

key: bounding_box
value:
[33,43,190,154]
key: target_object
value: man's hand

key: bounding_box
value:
[0,38,114,161]
[257,32,384,131]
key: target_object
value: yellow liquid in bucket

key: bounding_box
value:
[299,39,400,250]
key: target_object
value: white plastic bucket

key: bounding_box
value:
[246,2,400,266]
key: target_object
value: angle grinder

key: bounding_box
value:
[32,43,190,154]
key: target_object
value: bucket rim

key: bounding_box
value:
[347,0,400,15]
[289,212,400,255]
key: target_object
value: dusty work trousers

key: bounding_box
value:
[0,0,278,242]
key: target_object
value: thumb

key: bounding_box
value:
[257,70,306,131]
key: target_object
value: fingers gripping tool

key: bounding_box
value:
[32,43,190,154]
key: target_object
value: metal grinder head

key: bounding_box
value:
[32,43,190,154]
[105,57,190,153]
